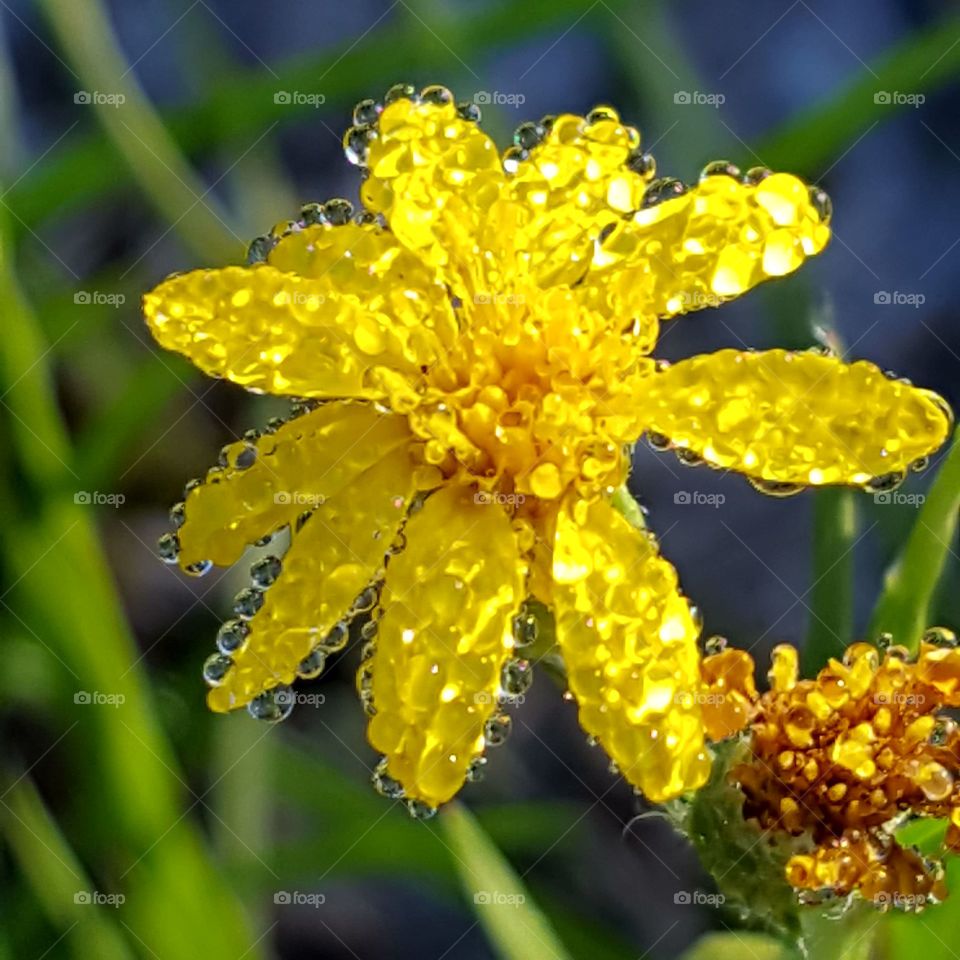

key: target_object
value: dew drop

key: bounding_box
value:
[353,98,382,127]
[501,659,533,697]
[251,555,282,588]
[157,532,180,564]
[202,653,233,687]
[248,686,294,722]
[512,608,539,648]
[406,799,437,820]
[465,756,487,783]
[234,587,265,619]
[484,714,512,746]
[320,621,349,653]
[372,758,404,798]
[217,618,249,655]
[297,648,326,680]
[923,626,958,648]
[184,559,213,577]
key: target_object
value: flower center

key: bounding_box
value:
[405,283,654,504]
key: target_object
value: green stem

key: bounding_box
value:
[804,488,856,674]
[38,0,238,261]
[869,429,960,651]
[0,205,261,959]
[439,802,573,960]
[760,15,960,175]
[1,776,135,960]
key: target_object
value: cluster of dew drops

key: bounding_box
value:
[155,395,544,818]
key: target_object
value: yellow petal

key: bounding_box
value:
[361,95,506,293]
[506,109,651,287]
[143,221,454,399]
[551,495,710,802]
[366,483,524,808]
[176,403,411,568]
[585,171,830,319]
[643,348,951,486]
[206,442,417,713]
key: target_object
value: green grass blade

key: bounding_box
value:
[868,429,960,651]
[679,932,795,960]
[37,0,237,261]
[1,777,136,960]
[760,15,960,174]
[803,488,856,674]
[438,801,573,960]
[0,204,263,959]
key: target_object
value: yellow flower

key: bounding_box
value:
[143,83,950,816]
[701,635,960,910]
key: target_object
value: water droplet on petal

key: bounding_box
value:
[251,555,282,587]
[203,653,233,686]
[217,619,249,655]
[248,686,294,722]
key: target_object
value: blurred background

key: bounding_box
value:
[2,0,960,957]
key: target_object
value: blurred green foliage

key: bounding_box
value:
[2,2,960,959]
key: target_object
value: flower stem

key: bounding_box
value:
[869,427,960,651]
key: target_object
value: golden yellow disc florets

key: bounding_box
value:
[701,634,960,910]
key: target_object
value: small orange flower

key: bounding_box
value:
[701,633,960,910]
